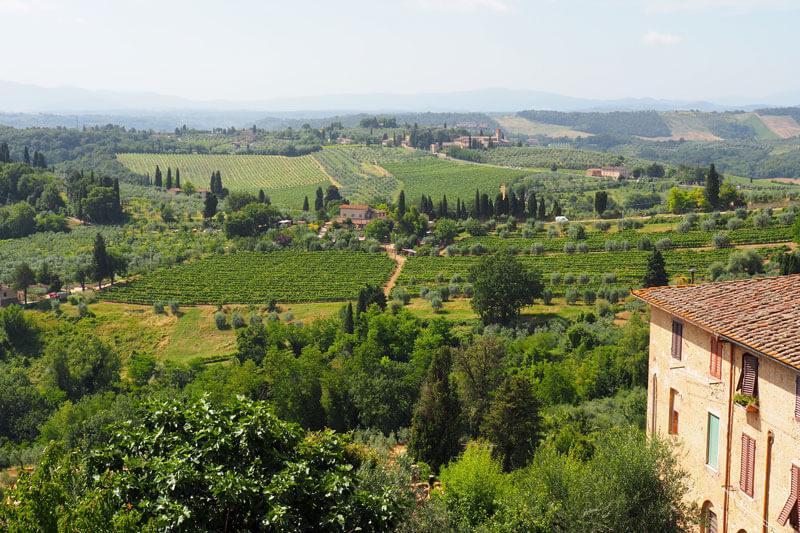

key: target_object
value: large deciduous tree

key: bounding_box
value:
[469,252,542,325]
[11,262,36,304]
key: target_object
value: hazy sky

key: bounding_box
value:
[1,0,798,102]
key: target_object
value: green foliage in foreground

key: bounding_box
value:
[0,396,406,532]
[434,427,696,532]
[99,251,396,304]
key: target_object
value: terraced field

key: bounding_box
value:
[99,250,396,304]
[116,153,330,207]
[381,158,531,203]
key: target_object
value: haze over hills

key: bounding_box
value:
[2,80,799,116]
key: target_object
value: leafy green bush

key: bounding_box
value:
[213,312,227,329]
[231,311,246,329]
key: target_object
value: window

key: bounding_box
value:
[701,501,718,533]
[671,320,683,360]
[795,376,800,421]
[706,413,720,469]
[778,464,799,529]
[669,389,679,435]
[710,337,723,379]
[736,354,759,398]
[739,434,756,498]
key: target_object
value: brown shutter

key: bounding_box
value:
[741,355,758,397]
[710,338,722,378]
[740,434,755,497]
[672,321,683,360]
[795,376,800,420]
[672,409,679,434]
[778,465,799,525]
[707,509,717,533]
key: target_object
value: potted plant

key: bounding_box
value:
[734,393,759,412]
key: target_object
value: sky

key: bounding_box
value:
[1,0,798,102]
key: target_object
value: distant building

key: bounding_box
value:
[586,167,630,179]
[167,188,183,195]
[0,284,19,307]
[586,168,603,177]
[437,128,510,153]
[338,138,357,145]
[339,205,387,228]
[197,188,211,199]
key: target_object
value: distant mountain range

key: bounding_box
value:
[2,80,799,115]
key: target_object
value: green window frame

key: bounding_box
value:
[706,412,720,469]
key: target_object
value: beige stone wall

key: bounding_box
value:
[647,307,800,532]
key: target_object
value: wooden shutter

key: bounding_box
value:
[672,321,683,360]
[795,376,800,420]
[778,465,799,526]
[740,434,755,497]
[672,409,679,434]
[741,354,758,397]
[710,338,722,378]
[707,509,717,533]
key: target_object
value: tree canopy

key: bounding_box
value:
[469,252,543,324]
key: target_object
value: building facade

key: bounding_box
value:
[0,284,19,307]
[338,205,387,227]
[634,275,800,533]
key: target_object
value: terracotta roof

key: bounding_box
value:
[632,275,800,370]
[340,205,369,210]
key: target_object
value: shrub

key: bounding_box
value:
[168,301,180,314]
[602,272,617,284]
[563,242,576,254]
[711,232,731,248]
[595,299,612,317]
[637,237,652,251]
[214,312,227,329]
[576,242,589,254]
[675,220,692,233]
[438,442,506,528]
[583,290,596,305]
[655,238,672,251]
[605,240,619,252]
[77,300,89,318]
[778,211,795,225]
[620,240,630,251]
[249,314,262,325]
[563,273,575,285]
[522,228,534,238]
[699,218,717,232]
[533,221,545,232]
[409,275,417,285]
[420,286,430,298]
[449,283,462,297]
[282,311,295,323]
[753,211,771,228]
[726,217,743,230]
[550,272,561,285]
[445,245,459,257]
[568,223,586,240]
[435,272,444,283]
[450,273,464,284]
[231,311,246,328]
[547,226,559,238]
[391,287,411,305]
[438,286,450,302]
[430,295,443,312]
[50,299,61,315]
[564,288,579,305]
[708,261,726,281]
[592,221,611,232]
[470,243,488,255]
[462,283,474,297]
[735,207,748,220]
[530,242,544,255]
[541,288,553,305]
[266,311,279,321]
[578,273,591,285]
[153,301,165,314]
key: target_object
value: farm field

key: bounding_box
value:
[116,153,330,207]
[381,158,531,203]
[312,147,405,202]
[98,250,397,304]
[494,115,592,139]
[659,112,721,141]
[739,113,780,140]
[759,115,800,139]
[396,248,746,287]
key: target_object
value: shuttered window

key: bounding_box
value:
[795,376,800,421]
[706,509,717,533]
[777,464,799,528]
[736,354,759,398]
[710,337,722,378]
[669,389,679,435]
[739,434,756,498]
[706,413,720,469]
[671,320,683,360]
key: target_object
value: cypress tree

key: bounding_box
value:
[166,168,173,190]
[527,192,537,220]
[92,233,109,289]
[113,179,121,220]
[0,142,9,163]
[343,302,354,334]
[408,347,462,471]
[23,146,30,165]
[439,195,448,219]
[154,166,163,188]
[175,169,180,189]
[537,197,546,220]
[642,250,669,287]
[303,196,310,211]
[473,189,480,218]
[258,189,266,203]
[203,193,218,219]
[551,199,561,218]
[315,187,324,211]
[397,190,406,216]
[495,193,504,217]
[356,288,367,317]
[705,163,720,210]
[480,193,489,218]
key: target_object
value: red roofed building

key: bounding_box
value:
[633,275,800,533]
[339,205,387,228]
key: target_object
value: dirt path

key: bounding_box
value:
[383,248,407,297]
[312,155,343,188]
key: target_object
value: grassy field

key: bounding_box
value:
[659,112,721,141]
[116,153,330,207]
[381,158,530,203]
[739,113,781,140]
[495,115,591,139]
[99,251,397,305]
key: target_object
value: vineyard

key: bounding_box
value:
[116,153,330,206]
[458,226,795,253]
[312,147,403,202]
[380,159,531,203]
[98,251,396,304]
[396,249,747,288]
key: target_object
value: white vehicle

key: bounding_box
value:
[555,216,569,223]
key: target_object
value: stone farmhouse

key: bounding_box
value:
[338,205,387,228]
[0,284,19,307]
[433,128,511,153]
[586,166,630,179]
[633,275,800,533]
